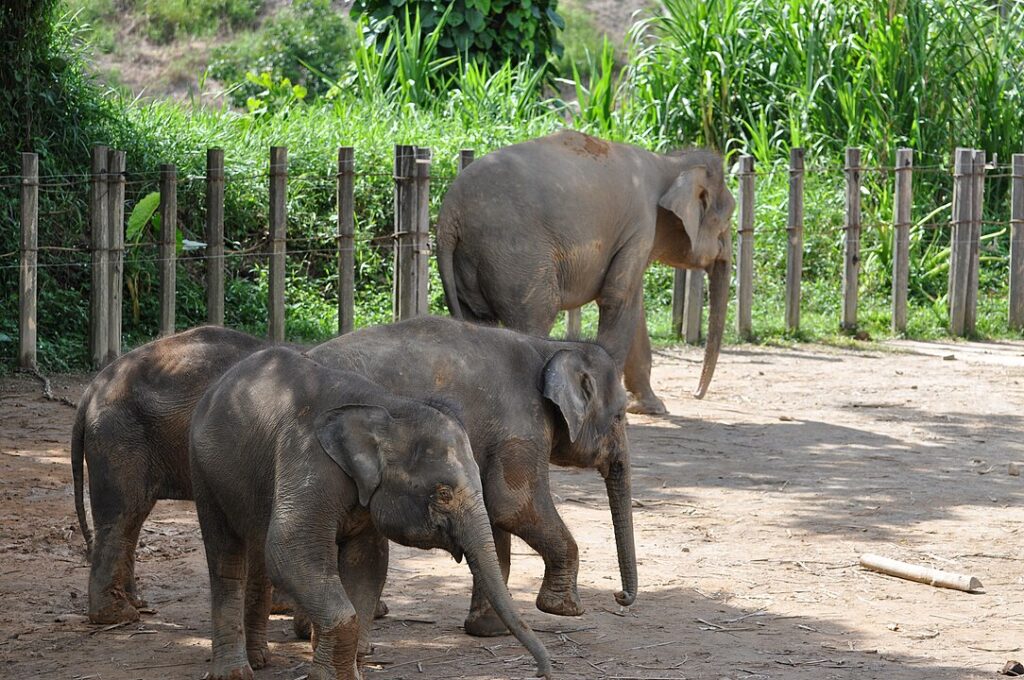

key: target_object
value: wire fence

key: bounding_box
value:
[4,143,1024,371]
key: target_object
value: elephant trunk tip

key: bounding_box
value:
[614,589,636,607]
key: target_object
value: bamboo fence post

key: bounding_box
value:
[785,147,805,333]
[412,146,431,317]
[158,163,177,337]
[1010,153,1024,330]
[268,146,287,342]
[681,269,704,344]
[891,148,913,333]
[949,148,973,336]
[206,148,225,326]
[337,146,355,335]
[671,268,686,338]
[458,149,474,172]
[106,149,125,362]
[393,145,415,321]
[841,147,862,331]
[19,152,38,370]
[90,145,110,367]
[566,309,582,339]
[964,150,985,334]
[736,154,755,340]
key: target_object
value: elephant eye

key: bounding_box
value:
[434,485,454,504]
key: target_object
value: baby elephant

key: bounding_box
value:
[189,347,551,680]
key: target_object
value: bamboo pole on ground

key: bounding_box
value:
[860,553,983,592]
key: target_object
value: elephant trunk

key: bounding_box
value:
[694,255,730,399]
[604,458,637,606]
[460,502,552,678]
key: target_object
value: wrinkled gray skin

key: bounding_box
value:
[436,130,736,414]
[71,326,269,624]
[190,347,551,680]
[308,316,636,638]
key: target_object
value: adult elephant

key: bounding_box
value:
[436,129,736,414]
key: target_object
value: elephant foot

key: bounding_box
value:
[373,598,388,619]
[627,394,668,416]
[293,610,312,640]
[208,664,254,680]
[536,586,585,617]
[247,643,271,670]
[89,595,140,625]
[463,608,510,637]
[308,664,361,680]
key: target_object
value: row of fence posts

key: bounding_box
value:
[14,144,1024,370]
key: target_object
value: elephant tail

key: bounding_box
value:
[71,408,93,559]
[436,217,465,320]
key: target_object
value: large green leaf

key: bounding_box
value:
[126,191,161,242]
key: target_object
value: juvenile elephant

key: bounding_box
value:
[308,316,636,637]
[436,129,736,414]
[189,347,551,680]
[71,326,269,623]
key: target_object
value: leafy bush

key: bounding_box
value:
[209,0,355,107]
[351,0,564,67]
[66,0,262,44]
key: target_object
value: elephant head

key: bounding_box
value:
[654,150,736,399]
[315,402,552,678]
[543,347,637,608]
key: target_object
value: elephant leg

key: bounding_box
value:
[463,527,511,637]
[243,546,272,670]
[512,495,583,617]
[195,496,252,680]
[337,529,388,658]
[267,517,361,680]
[87,490,154,624]
[595,245,652,368]
[624,300,667,415]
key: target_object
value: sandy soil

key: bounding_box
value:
[2,339,1023,679]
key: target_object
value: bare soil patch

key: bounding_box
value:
[2,339,1022,679]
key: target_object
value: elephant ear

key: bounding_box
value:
[315,404,392,507]
[542,350,596,443]
[658,165,711,247]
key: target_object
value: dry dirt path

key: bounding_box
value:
[1,339,1022,679]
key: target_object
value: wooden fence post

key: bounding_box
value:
[949,148,973,336]
[736,154,755,340]
[158,163,177,337]
[566,309,582,339]
[206,148,225,326]
[671,268,686,338]
[785,147,804,333]
[458,149,474,172]
[1010,153,1024,330]
[891,148,913,333]
[413,147,431,317]
[337,146,355,335]
[268,146,287,342]
[964,150,985,334]
[90,145,110,367]
[106,149,125,362]
[393,145,414,321]
[681,269,704,344]
[842,147,862,331]
[19,152,38,370]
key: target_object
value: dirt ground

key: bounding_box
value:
[2,339,1023,680]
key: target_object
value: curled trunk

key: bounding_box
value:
[604,459,637,606]
[460,505,552,678]
[694,256,730,399]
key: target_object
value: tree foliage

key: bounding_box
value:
[351,0,564,68]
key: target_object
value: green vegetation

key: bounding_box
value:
[209,0,355,107]
[66,0,261,44]
[352,0,564,66]
[2,0,1023,373]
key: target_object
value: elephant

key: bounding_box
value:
[189,346,552,680]
[436,129,736,415]
[71,326,269,624]
[307,315,636,638]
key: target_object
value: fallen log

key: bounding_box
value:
[859,553,983,593]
